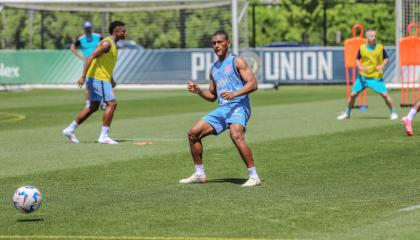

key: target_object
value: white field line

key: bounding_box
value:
[379,140,420,143]
[400,204,420,212]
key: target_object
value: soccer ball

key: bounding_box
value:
[12,186,42,214]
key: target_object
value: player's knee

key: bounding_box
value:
[188,129,200,143]
[107,101,117,109]
[229,129,244,143]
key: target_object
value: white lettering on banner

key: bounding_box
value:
[296,52,302,80]
[205,52,213,79]
[281,52,294,80]
[191,53,204,81]
[192,50,333,82]
[265,52,279,80]
[191,52,215,81]
[318,51,332,80]
[0,63,20,78]
[263,51,332,81]
[303,52,316,80]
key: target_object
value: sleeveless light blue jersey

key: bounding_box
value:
[211,53,250,111]
[77,33,102,58]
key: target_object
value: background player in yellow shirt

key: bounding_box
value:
[63,21,127,144]
[337,30,398,121]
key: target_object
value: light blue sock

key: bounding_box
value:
[345,107,351,115]
[391,107,397,113]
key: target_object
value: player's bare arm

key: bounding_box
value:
[187,76,217,102]
[70,43,86,62]
[376,58,388,71]
[77,40,112,88]
[220,57,258,100]
[356,59,367,72]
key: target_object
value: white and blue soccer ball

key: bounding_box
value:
[13,186,42,214]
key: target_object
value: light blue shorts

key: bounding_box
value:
[86,78,115,102]
[202,105,250,135]
[352,76,387,94]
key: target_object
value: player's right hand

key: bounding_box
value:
[77,77,85,88]
[187,81,200,94]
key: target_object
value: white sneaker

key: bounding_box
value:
[98,136,119,144]
[241,176,262,187]
[390,112,398,120]
[337,112,350,120]
[179,173,208,184]
[62,129,79,144]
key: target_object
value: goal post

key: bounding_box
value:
[396,0,420,84]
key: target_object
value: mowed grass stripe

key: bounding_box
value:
[0,86,346,131]
[0,94,408,179]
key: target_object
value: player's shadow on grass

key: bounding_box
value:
[208,178,247,185]
[17,218,44,222]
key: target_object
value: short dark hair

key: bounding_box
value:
[109,21,125,34]
[212,30,229,40]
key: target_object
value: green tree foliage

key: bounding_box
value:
[249,0,395,47]
[0,1,395,49]
[326,2,395,45]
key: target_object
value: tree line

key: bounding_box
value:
[0,0,395,50]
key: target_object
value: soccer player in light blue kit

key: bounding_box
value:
[70,21,104,109]
[180,30,261,187]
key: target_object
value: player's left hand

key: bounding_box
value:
[376,65,385,71]
[77,77,85,88]
[220,91,237,100]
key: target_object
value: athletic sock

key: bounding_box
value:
[85,100,90,108]
[194,165,205,176]
[66,120,79,132]
[407,108,417,121]
[100,126,109,139]
[345,107,351,116]
[391,107,397,114]
[247,167,259,178]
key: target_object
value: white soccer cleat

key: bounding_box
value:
[241,176,262,187]
[337,112,350,120]
[179,173,208,184]
[62,129,80,144]
[390,112,398,120]
[98,136,119,144]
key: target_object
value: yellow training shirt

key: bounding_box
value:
[86,36,118,82]
[359,43,384,79]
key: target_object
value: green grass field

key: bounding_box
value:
[1,86,420,240]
